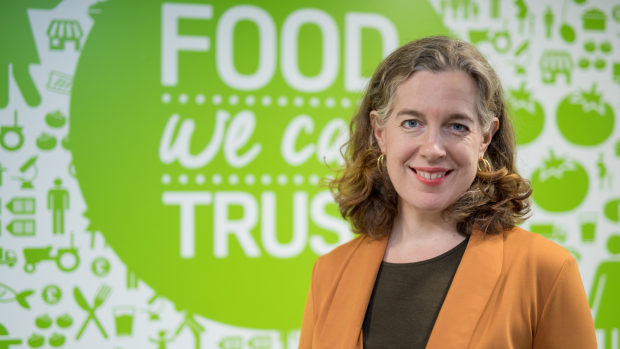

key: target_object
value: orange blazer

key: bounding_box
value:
[299,227,597,348]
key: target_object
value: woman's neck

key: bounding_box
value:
[383,199,465,263]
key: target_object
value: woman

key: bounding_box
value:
[299,36,596,348]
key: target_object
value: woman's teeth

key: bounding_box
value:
[417,170,447,179]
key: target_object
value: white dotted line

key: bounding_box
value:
[161,93,354,109]
[161,173,326,186]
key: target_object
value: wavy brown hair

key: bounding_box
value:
[329,36,532,238]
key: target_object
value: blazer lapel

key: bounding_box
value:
[317,235,388,349]
[426,230,504,348]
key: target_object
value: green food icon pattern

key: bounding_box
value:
[0,0,619,348]
[508,82,545,145]
[531,149,590,212]
[557,83,615,146]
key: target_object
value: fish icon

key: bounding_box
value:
[0,283,34,309]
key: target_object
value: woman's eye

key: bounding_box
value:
[451,123,466,131]
[405,120,419,128]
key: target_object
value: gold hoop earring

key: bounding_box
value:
[477,158,492,173]
[377,153,387,174]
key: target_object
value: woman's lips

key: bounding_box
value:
[411,167,452,186]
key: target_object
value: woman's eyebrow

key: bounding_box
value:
[445,113,475,124]
[396,109,475,124]
[396,109,425,118]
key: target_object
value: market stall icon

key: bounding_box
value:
[47,20,83,51]
[540,51,573,84]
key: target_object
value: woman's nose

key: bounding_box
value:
[419,131,446,161]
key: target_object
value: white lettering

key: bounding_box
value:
[161,3,213,86]
[317,118,348,165]
[309,191,352,255]
[216,5,277,90]
[162,191,212,258]
[224,110,262,168]
[261,192,308,258]
[344,13,399,92]
[281,115,315,166]
[214,192,261,258]
[281,9,340,92]
[159,111,230,169]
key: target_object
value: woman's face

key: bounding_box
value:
[372,70,498,215]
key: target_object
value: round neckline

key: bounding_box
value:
[381,237,469,267]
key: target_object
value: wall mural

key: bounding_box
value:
[1,0,619,348]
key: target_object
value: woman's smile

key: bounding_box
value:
[410,167,453,186]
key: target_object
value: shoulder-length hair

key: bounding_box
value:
[329,35,532,238]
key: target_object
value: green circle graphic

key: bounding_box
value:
[70,0,447,329]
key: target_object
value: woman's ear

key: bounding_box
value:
[370,111,387,153]
[479,117,499,158]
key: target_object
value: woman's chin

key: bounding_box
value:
[404,195,454,214]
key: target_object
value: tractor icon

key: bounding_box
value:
[23,234,79,273]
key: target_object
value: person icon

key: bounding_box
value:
[149,330,174,349]
[48,178,69,235]
[589,234,620,349]
[0,0,62,108]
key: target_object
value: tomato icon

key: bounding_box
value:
[556,83,615,146]
[532,150,589,212]
[508,82,544,145]
[36,133,57,150]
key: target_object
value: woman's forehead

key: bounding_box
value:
[393,70,479,119]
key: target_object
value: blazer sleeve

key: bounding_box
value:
[532,257,598,349]
[299,261,318,349]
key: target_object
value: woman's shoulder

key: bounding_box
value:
[501,226,575,277]
[315,234,375,267]
[311,234,384,284]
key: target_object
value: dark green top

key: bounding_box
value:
[362,238,469,349]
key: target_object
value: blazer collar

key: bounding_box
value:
[317,230,503,349]
[426,230,504,348]
[318,234,388,349]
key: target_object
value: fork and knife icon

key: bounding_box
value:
[74,284,112,340]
